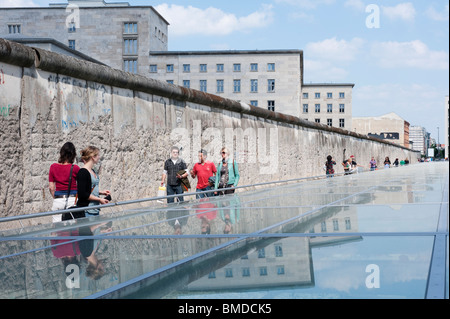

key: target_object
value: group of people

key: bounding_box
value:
[324,154,410,177]
[48,142,110,223]
[160,146,240,203]
[49,142,240,222]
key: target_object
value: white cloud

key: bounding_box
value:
[304,59,348,82]
[306,37,365,62]
[344,0,366,12]
[275,0,335,9]
[0,0,37,6]
[154,4,274,37]
[382,2,416,22]
[371,40,449,70]
[425,5,449,21]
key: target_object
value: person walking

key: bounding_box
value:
[214,147,240,195]
[48,142,80,223]
[369,157,377,171]
[161,146,188,203]
[384,156,391,168]
[190,149,217,198]
[325,155,336,177]
[76,146,110,218]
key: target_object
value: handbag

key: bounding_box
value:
[62,165,86,221]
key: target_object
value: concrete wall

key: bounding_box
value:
[0,38,420,219]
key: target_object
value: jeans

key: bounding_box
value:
[167,184,184,203]
[196,186,213,199]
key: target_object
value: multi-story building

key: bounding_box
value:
[445,96,449,159]
[352,112,410,148]
[1,0,354,125]
[0,0,169,73]
[409,126,428,156]
[301,83,354,130]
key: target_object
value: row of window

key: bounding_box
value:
[175,79,276,93]
[311,118,346,128]
[8,24,21,34]
[303,103,346,113]
[153,62,276,74]
[303,92,345,99]
[208,265,286,279]
[320,218,352,232]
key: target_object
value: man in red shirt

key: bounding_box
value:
[190,149,217,198]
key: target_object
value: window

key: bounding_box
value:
[321,221,327,232]
[233,79,241,93]
[8,24,21,34]
[200,64,207,72]
[68,40,75,50]
[250,79,258,92]
[124,39,137,55]
[208,271,216,279]
[68,22,76,32]
[149,64,157,73]
[250,63,258,71]
[315,92,320,98]
[327,104,333,113]
[345,218,351,230]
[183,80,190,88]
[268,100,275,112]
[216,80,224,93]
[258,248,265,258]
[339,92,345,98]
[315,104,320,113]
[124,22,137,34]
[124,59,137,73]
[267,63,275,71]
[327,92,333,98]
[303,104,309,113]
[275,244,283,257]
[277,266,285,275]
[225,268,233,278]
[303,92,308,99]
[268,79,275,92]
[339,104,345,113]
[250,100,258,106]
[166,80,173,84]
[327,119,333,126]
[242,268,250,277]
[315,118,320,123]
[216,64,224,72]
[339,118,345,128]
[233,63,241,72]
[183,64,190,72]
[166,64,174,73]
[200,80,207,92]
[259,267,268,276]
[333,219,339,231]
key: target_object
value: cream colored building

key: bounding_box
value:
[352,112,410,148]
[301,83,354,130]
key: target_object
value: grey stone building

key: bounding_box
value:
[0,0,169,73]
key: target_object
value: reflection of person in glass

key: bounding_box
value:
[167,207,189,235]
[51,229,81,271]
[79,221,112,280]
[219,195,240,234]
[195,198,217,234]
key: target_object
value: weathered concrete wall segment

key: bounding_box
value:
[0,38,419,219]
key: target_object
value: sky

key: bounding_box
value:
[1,0,449,142]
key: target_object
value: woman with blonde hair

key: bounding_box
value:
[214,147,240,195]
[76,146,110,217]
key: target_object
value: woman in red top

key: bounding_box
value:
[48,142,80,222]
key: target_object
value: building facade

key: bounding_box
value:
[0,0,169,73]
[301,83,354,131]
[445,96,449,159]
[409,126,428,156]
[352,112,410,148]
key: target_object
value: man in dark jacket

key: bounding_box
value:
[161,146,188,203]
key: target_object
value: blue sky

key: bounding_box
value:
[2,0,449,142]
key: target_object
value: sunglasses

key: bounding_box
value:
[221,152,226,154]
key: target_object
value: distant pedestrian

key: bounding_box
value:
[384,156,391,168]
[325,155,336,177]
[393,158,399,167]
[48,142,80,223]
[161,146,188,203]
[369,157,377,171]
[190,149,217,198]
[76,146,111,218]
[214,147,240,195]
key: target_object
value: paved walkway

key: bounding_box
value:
[0,162,448,299]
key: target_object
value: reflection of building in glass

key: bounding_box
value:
[186,208,360,291]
